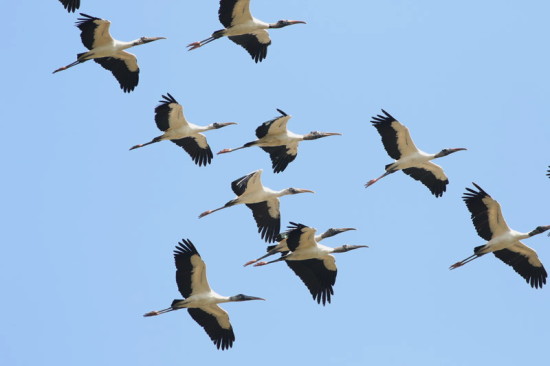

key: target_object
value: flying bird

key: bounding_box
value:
[53,13,165,92]
[187,0,306,62]
[143,239,264,350]
[244,226,355,267]
[218,109,341,173]
[254,222,367,305]
[365,109,466,197]
[130,93,236,166]
[547,166,549,178]
[199,170,314,242]
[450,183,549,288]
[59,0,80,12]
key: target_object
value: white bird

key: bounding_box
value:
[365,109,466,197]
[129,93,236,166]
[59,0,80,12]
[143,239,264,350]
[198,170,314,242]
[450,183,549,288]
[218,109,341,173]
[254,222,368,305]
[53,13,165,92]
[244,224,355,266]
[187,0,305,62]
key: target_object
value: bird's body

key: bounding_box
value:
[187,0,305,62]
[53,13,165,92]
[365,109,466,197]
[450,183,549,288]
[144,239,264,350]
[218,109,341,173]
[130,94,236,166]
[199,170,314,242]
[254,223,367,304]
[244,226,355,266]
[59,0,80,12]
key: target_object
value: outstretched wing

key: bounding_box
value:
[229,32,271,63]
[246,200,280,243]
[188,306,235,350]
[371,109,419,160]
[493,242,547,289]
[174,239,211,298]
[261,144,298,173]
[219,0,252,28]
[172,135,213,166]
[462,183,511,241]
[76,13,113,50]
[93,51,139,93]
[286,257,337,305]
[402,162,449,197]
[154,93,189,131]
[231,170,263,196]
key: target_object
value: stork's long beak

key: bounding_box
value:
[347,245,369,250]
[213,122,238,128]
[320,132,342,137]
[450,148,467,153]
[296,189,315,194]
[288,20,307,25]
[142,37,167,43]
[244,296,266,301]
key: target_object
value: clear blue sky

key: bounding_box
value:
[1,1,549,365]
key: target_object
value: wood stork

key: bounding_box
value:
[244,225,355,266]
[129,93,236,166]
[547,166,550,178]
[449,183,549,289]
[187,0,306,62]
[365,109,466,197]
[218,109,341,173]
[198,170,314,242]
[253,222,367,305]
[59,0,80,12]
[53,13,165,92]
[143,239,264,350]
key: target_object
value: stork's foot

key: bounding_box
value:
[243,259,257,267]
[198,210,212,218]
[52,66,67,74]
[364,179,377,188]
[143,311,159,317]
[449,262,463,270]
[187,42,202,51]
[217,149,232,155]
[253,262,267,267]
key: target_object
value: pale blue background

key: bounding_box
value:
[1,1,549,365]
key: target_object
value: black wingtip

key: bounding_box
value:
[276,108,288,116]
[160,93,178,105]
[174,239,199,257]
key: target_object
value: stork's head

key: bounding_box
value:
[212,122,237,129]
[303,131,342,140]
[434,147,467,158]
[230,294,265,302]
[270,20,307,29]
[528,225,550,237]
[136,36,167,45]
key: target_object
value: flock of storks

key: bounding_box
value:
[55,0,549,351]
